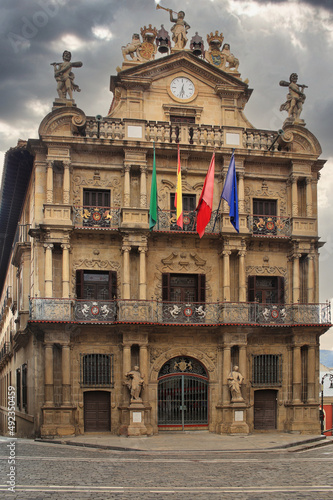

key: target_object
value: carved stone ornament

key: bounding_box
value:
[125,366,144,400]
[205,32,240,75]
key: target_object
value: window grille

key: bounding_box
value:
[16,368,21,410]
[252,354,282,386]
[80,354,113,387]
[301,346,308,403]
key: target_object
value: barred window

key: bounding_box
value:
[252,354,282,386]
[16,368,21,410]
[81,354,113,387]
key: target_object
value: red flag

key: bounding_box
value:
[174,144,183,228]
[196,152,215,238]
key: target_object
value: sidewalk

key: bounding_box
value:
[36,431,333,453]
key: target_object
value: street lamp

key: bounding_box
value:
[320,372,333,434]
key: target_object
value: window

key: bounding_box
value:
[81,354,113,387]
[248,276,284,304]
[162,273,206,303]
[252,354,282,386]
[301,346,308,403]
[253,199,277,216]
[83,189,110,208]
[16,368,21,410]
[170,193,197,231]
[22,364,27,411]
[76,270,117,300]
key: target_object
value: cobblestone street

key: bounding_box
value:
[1,437,333,499]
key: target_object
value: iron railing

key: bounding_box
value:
[0,342,11,363]
[73,206,121,229]
[248,215,291,237]
[29,298,331,326]
[154,209,221,233]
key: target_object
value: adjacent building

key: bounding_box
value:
[0,21,331,438]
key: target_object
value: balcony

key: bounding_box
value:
[248,215,291,237]
[0,342,11,366]
[29,298,331,327]
[73,206,121,229]
[84,118,280,151]
[153,209,221,233]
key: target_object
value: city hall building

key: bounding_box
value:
[0,20,331,438]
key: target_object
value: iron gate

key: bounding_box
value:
[158,374,208,429]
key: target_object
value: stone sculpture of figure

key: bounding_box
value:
[221,43,239,71]
[169,10,190,50]
[125,365,144,400]
[228,365,244,402]
[279,73,307,122]
[122,33,141,61]
[51,50,82,100]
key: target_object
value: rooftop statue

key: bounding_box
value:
[121,26,158,63]
[205,32,240,76]
[279,73,307,124]
[157,4,190,50]
[51,50,82,100]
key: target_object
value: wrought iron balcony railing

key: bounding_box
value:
[29,298,331,326]
[153,209,221,233]
[73,206,121,229]
[248,215,291,237]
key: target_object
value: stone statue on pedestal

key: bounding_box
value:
[125,365,144,400]
[51,50,82,100]
[279,73,307,124]
[228,365,244,402]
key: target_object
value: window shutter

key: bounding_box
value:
[248,276,255,302]
[76,270,84,299]
[277,276,284,304]
[198,274,206,302]
[162,273,170,301]
[110,271,117,299]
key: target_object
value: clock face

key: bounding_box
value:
[170,77,195,99]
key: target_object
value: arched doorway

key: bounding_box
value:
[254,389,277,430]
[84,391,110,432]
[158,356,208,430]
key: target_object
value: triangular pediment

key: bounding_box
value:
[111,50,251,95]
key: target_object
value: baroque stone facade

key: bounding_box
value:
[0,22,331,438]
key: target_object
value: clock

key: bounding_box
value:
[170,77,195,100]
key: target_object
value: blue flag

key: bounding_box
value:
[221,152,239,232]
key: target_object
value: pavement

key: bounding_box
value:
[36,431,333,453]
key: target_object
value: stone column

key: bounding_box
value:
[239,345,247,383]
[238,172,245,213]
[217,346,223,403]
[46,160,54,204]
[122,244,131,299]
[305,177,313,217]
[291,176,298,217]
[307,254,315,303]
[222,251,231,301]
[44,343,54,406]
[292,252,301,304]
[61,244,70,298]
[307,345,316,403]
[139,344,148,401]
[44,243,54,297]
[123,344,132,378]
[140,165,147,208]
[222,346,231,404]
[124,165,131,207]
[292,345,302,403]
[138,246,147,300]
[63,160,70,204]
[61,344,71,406]
[238,250,246,302]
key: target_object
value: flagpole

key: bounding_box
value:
[212,149,235,232]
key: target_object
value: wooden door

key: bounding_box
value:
[254,390,277,430]
[84,391,110,432]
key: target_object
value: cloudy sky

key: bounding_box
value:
[0,0,332,346]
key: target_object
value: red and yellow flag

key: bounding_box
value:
[174,144,183,228]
